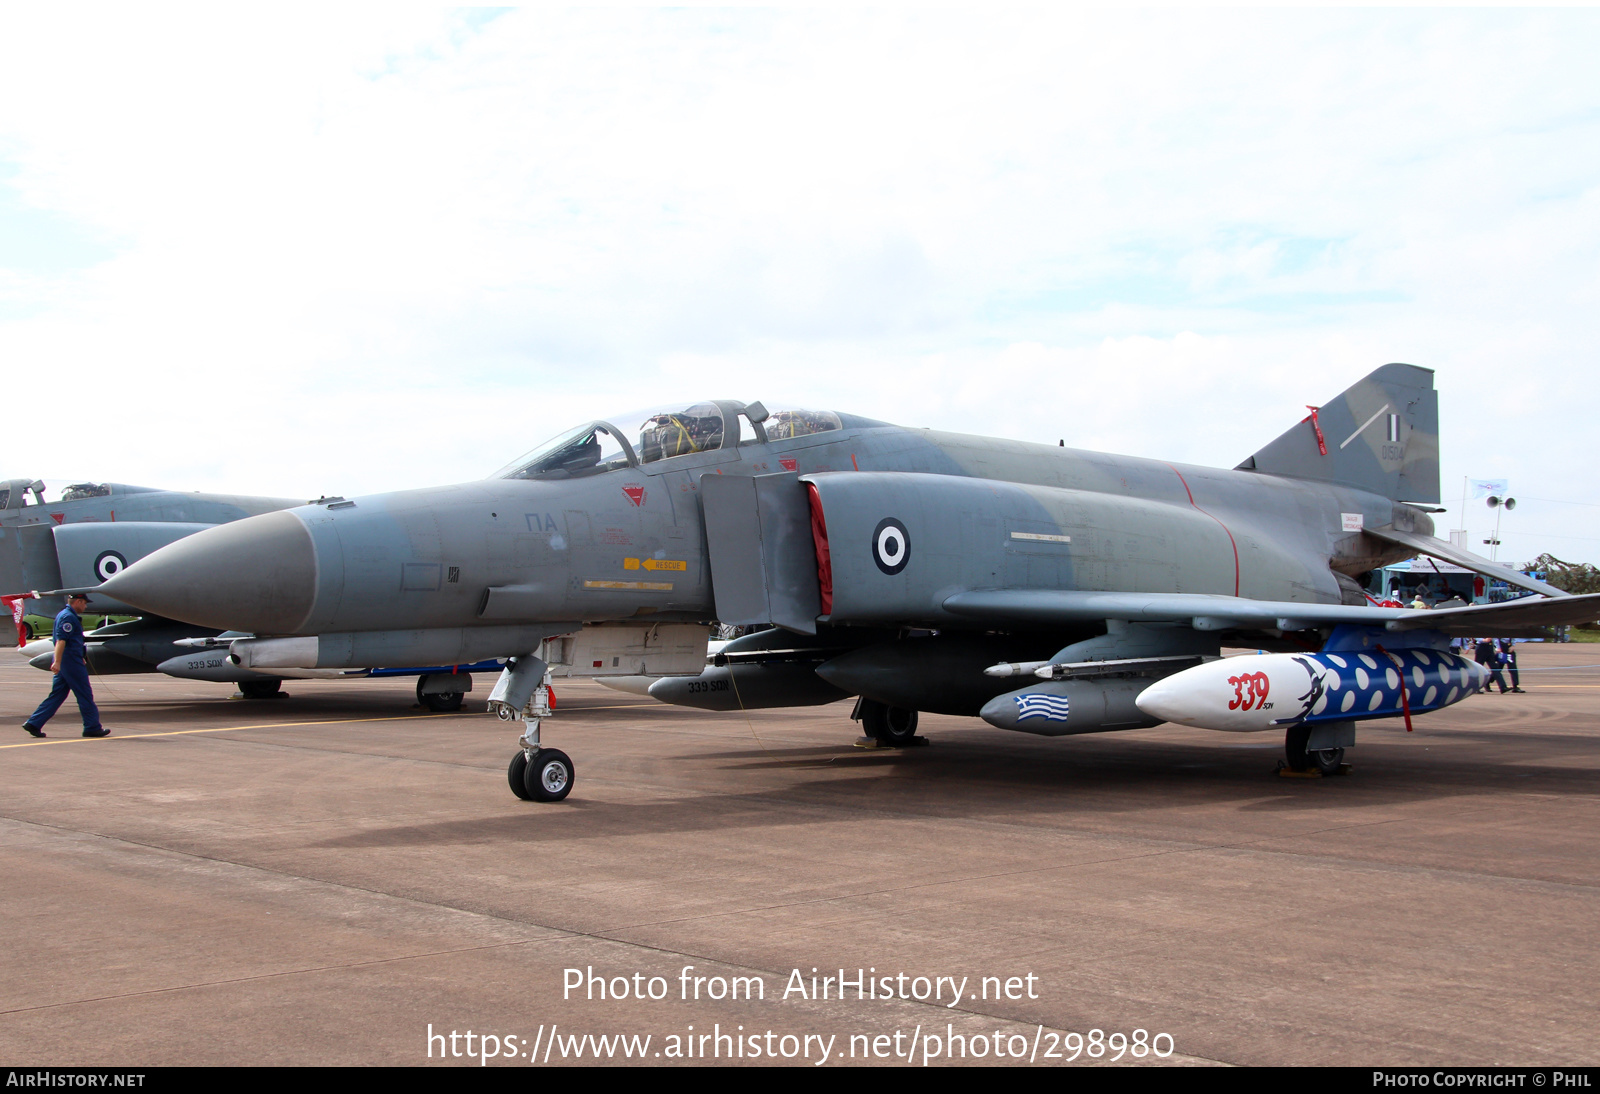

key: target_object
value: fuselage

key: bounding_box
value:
[98,403,1428,647]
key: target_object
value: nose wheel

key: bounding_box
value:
[508,746,574,802]
[492,659,576,802]
[506,719,576,803]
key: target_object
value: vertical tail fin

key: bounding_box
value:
[1237,363,1440,503]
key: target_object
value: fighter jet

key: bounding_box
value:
[95,365,1600,801]
[1,479,492,709]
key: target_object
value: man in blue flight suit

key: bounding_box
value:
[21,592,109,738]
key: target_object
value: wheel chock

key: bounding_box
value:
[1273,761,1354,779]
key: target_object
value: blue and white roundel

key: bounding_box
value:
[872,518,910,575]
[94,550,127,582]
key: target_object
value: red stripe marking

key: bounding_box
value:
[1165,464,1240,597]
[850,453,859,471]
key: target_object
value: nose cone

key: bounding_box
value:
[97,510,317,633]
[1130,676,1189,725]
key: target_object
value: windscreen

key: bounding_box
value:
[494,424,631,480]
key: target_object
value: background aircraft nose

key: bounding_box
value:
[98,510,317,633]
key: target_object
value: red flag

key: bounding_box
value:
[1,592,39,648]
[1300,406,1328,456]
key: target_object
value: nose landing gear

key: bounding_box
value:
[493,655,575,803]
[507,728,575,802]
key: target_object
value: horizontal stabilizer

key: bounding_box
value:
[1364,526,1566,599]
[942,588,1600,638]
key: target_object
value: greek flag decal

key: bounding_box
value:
[1014,693,1071,722]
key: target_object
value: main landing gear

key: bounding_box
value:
[854,698,925,748]
[236,678,283,700]
[493,656,575,803]
[416,676,465,712]
[1281,724,1349,778]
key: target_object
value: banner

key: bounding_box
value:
[1,592,39,648]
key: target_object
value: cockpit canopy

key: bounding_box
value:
[494,401,844,481]
[637,402,725,462]
[0,479,47,510]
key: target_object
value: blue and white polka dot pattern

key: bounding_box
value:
[1302,649,1483,725]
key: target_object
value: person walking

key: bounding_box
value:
[1474,636,1507,695]
[1499,637,1525,693]
[21,593,109,738]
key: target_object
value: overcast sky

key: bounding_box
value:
[1,7,1596,566]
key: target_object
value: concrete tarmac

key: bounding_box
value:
[3,644,1600,1067]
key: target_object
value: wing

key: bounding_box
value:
[942,588,1600,638]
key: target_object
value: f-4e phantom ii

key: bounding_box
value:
[1,479,494,708]
[96,364,1600,801]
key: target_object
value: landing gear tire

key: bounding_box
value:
[860,700,919,746]
[523,748,574,802]
[1285,725,1312,771]
[238,679,282,700]
[1308,747,1345,775]
[1285,726,1344,775]
[417,679,465,712]
[508,751,533,801]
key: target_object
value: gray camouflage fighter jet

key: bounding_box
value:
[95,365,1600,801]
[2,480,491,708]
[1,479,305,693]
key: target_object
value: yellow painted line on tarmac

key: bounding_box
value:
[2,700,656,750]
[1,713,469,749]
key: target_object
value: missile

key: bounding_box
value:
[1133,647,1488,732]
[221,624,573,670]
[983,660,1051,678]
[173,633,253,649]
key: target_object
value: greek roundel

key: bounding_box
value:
[872,518,910,575]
